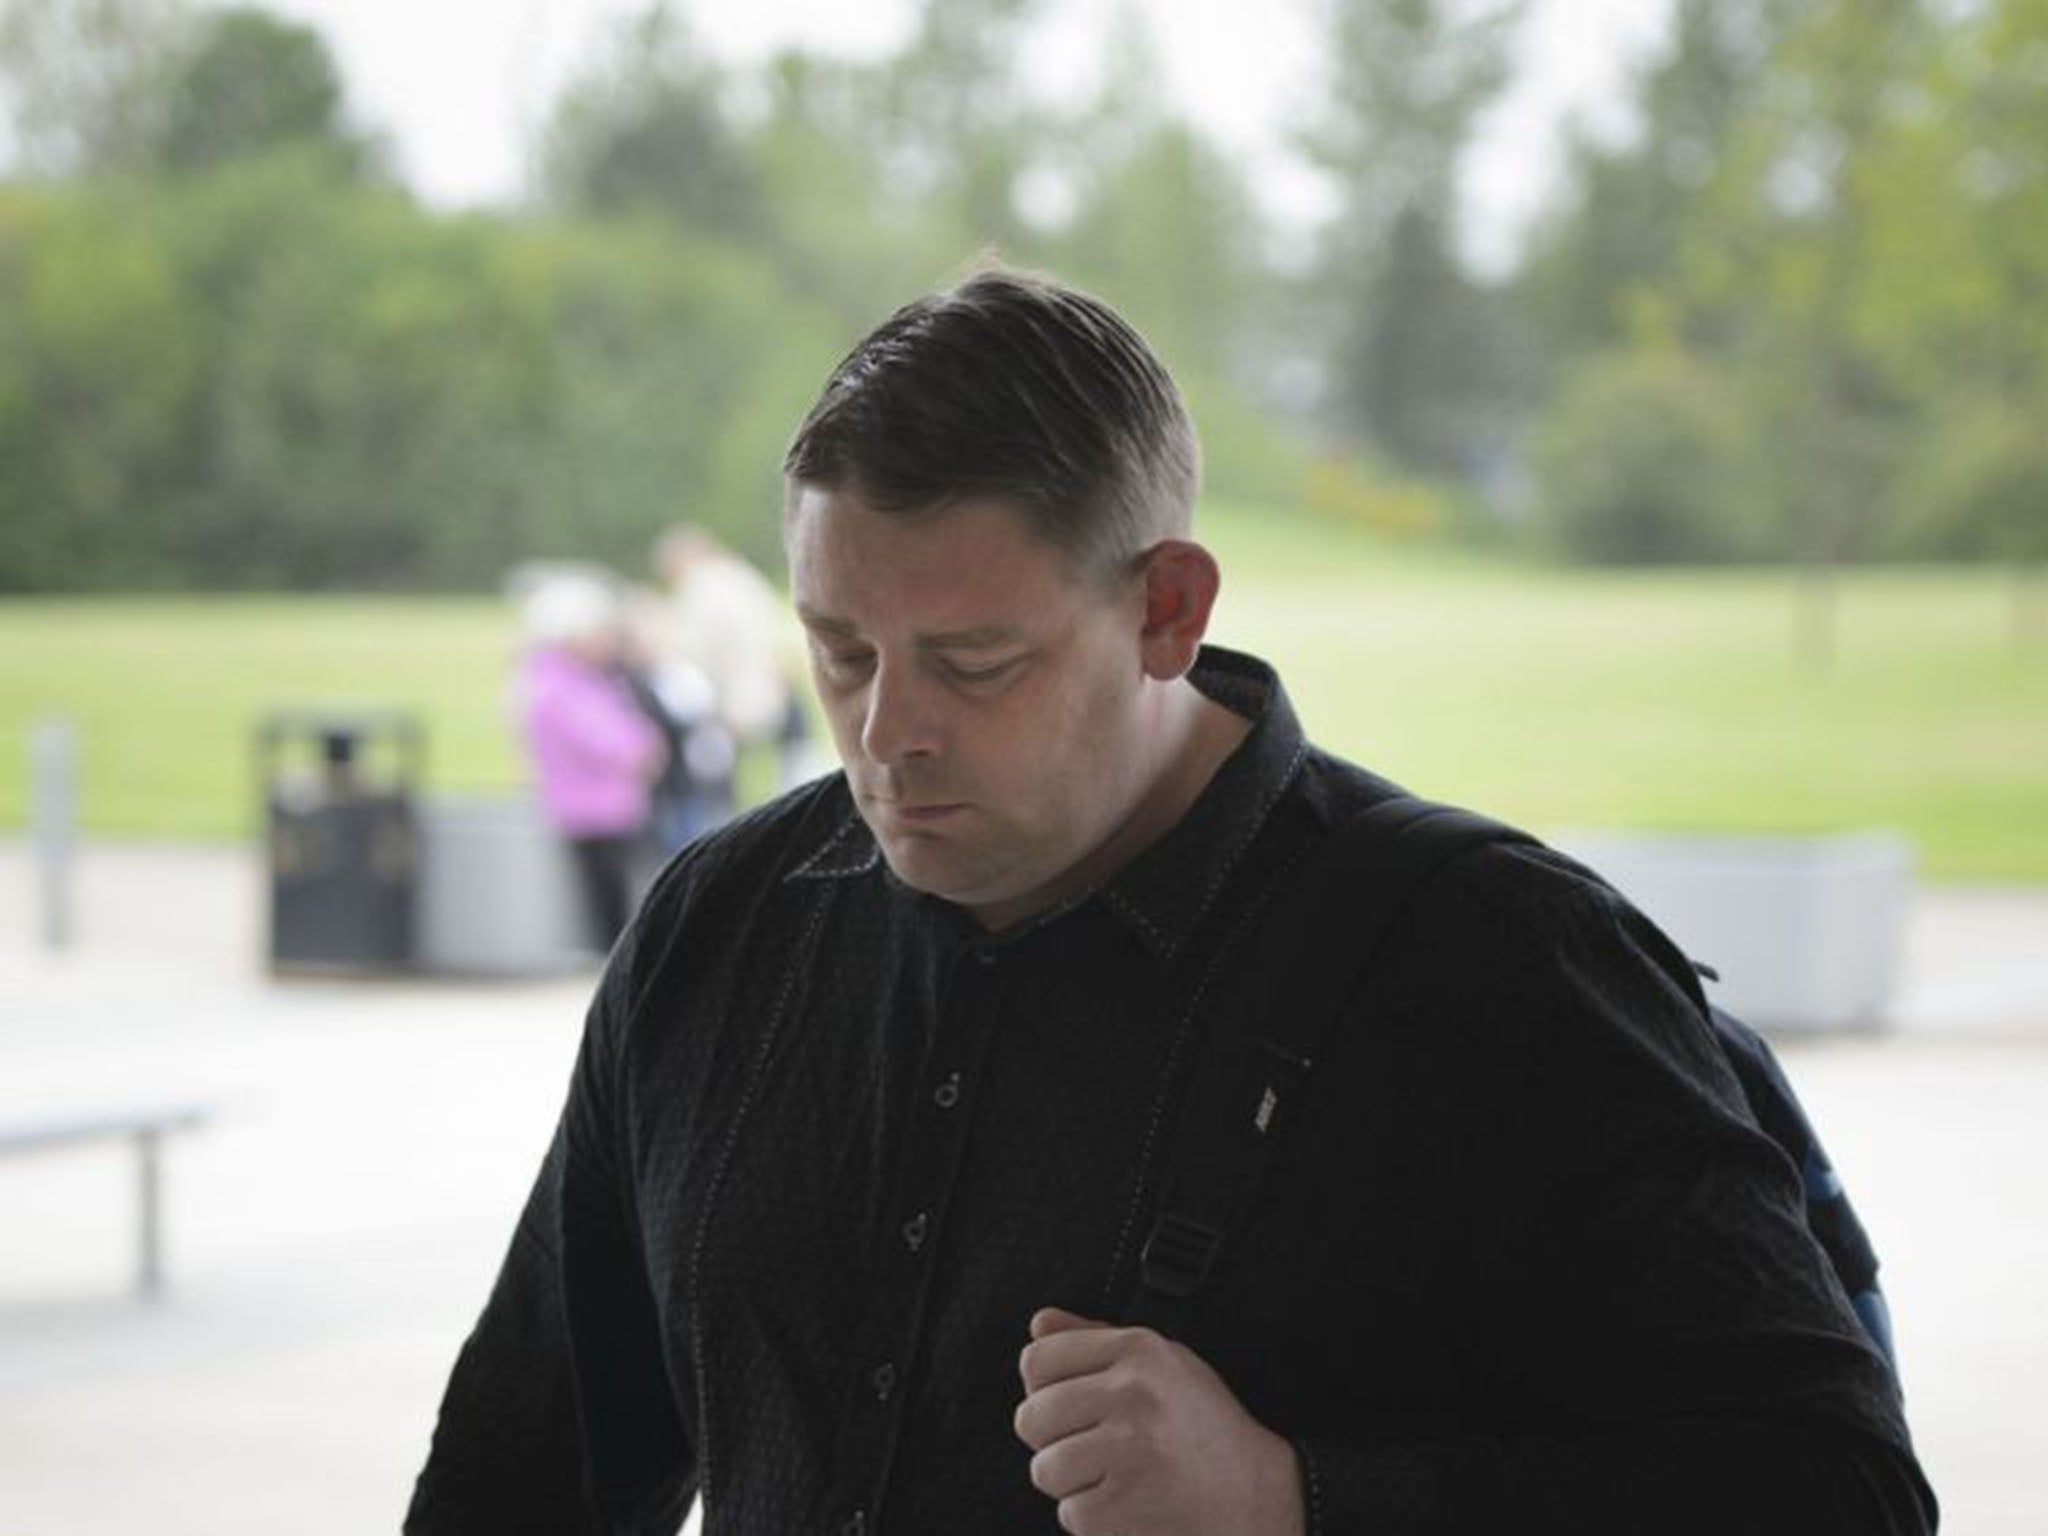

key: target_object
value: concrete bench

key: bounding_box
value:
[1550,829,1914,1033]
[0,1104,213,1297]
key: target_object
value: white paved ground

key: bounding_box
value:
[1,840,2043,1534]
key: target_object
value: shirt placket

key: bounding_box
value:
[827,936,1009,1536]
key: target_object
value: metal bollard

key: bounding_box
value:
[31,716,76,950]
[137,1126,164,1298]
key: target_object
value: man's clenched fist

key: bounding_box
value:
[1013,1308,1305,1536]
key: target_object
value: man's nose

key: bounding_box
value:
[860,660,939,765]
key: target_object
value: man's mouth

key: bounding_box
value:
[865,793,967,826]
[890,802,964,823]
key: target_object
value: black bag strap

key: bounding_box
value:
[1125,794,1897,1378]
[1126,795,1534,1334]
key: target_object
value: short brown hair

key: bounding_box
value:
[782,269,1201,582]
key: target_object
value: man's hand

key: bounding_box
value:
[1013,1308,1306,1536]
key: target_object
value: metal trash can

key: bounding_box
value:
[259,710,422,974]
[414,794,591,976]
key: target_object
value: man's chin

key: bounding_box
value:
[876,835,1005,906]
[877,842,1076,933]
[876,839,971,897]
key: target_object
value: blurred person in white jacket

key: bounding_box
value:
[651,525,822,807]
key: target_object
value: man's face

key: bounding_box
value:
[788,486,1159,929]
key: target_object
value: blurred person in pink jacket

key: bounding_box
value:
[516,571,667,950]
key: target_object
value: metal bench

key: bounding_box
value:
[0,1104,213,1297]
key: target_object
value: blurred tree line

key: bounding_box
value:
[0,0,2043,592]
[1522,0,2048,582]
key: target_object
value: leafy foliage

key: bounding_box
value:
[2,0,2045,590]
[0,0,188,174]
[1296,0,1528,477]
[1532,349,1763,564]
[152,5,367,175]
[1525,0,2048,573]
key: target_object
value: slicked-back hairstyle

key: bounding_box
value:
[782,268,1202,584]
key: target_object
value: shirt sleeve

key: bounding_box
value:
[1286,857,1937,1536]
[405,900,697,1535]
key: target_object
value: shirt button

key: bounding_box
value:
[933,1073,961,1109]
[872,1361,897,1401]
[973,945,997,966]
[840,1511,867,1536]
[902,1211,929,1252]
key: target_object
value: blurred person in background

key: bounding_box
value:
[621,587,738,854]
[415,273,1934,1536]
[514,570,667,951]
[651,522,819,801]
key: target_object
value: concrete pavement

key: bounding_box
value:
[1,839,2044,1534]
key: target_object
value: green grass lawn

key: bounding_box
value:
[2,507,2043,880]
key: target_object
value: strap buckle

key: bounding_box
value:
[1139,1213,1223,1300]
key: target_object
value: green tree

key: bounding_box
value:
[0,0,189,175]
[1295,0,1526,479]
[1699,0,1935,660]
[0,182,196,588]
[151,5,368,176]
[1349,202,1520,481]
[513,218,836,576]
[1050,11,1258,383]
[1062,120,1256,376]
[538,1,761,244]
[878,0,1046,250]
[1518,0,1793,365]
[1531,347,1763,565]
[744,47,960,331]
[1859,0,2048,585]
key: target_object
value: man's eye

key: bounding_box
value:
[819,650,875,680]
[941,657,1016,685]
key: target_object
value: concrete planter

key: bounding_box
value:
[414,795,592,977]
[1549,829,1915,1034]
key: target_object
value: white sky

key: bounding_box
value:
[264,0,1674,277]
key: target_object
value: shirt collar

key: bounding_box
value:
[1095,646,1307,962]
[787,807,883,880]
[786,645,1307,963]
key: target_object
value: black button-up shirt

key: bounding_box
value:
[408,648,1934,1536]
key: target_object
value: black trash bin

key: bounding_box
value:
[259,710,422,974]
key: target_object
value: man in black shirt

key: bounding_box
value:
[409,270,1935,1535]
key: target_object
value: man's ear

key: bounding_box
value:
[1134,540,1222,681]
